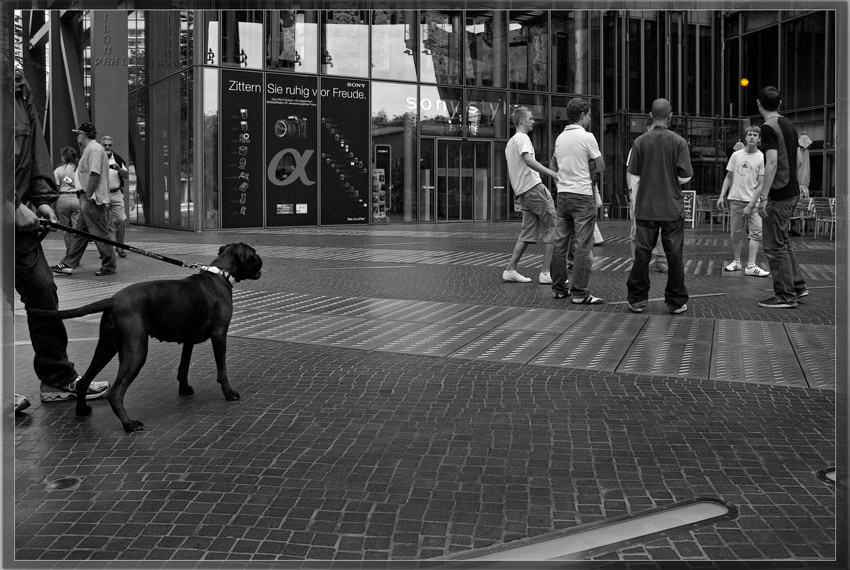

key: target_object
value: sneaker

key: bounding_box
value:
[41,377,110,402]
[724,260,742,272]
[538,272,553,285]
[797,289,809,299]
[117,250,127,258]
[628,301,647,313]
[758,297,797,309]
[50,262,73,275]
[593,241,604,246]
[667,303,688,314]
[553,290,571,299]
[654,262,668,274]
[95,268,117,277]
[14,394,30,413]
[502,269,531,283]
[572,295,604,305]
[745,265,770,277]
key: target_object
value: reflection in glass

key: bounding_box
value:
[266,10,318,73]
[465,90,507,138]
[128,90,148,225]
[492,140,508,220]
[201,11,218,66]
[372,83,418,222]
[322,10,369,77]
[420,138,435,222]
[421,11,462,84]
[179,11,193,69]
[222,11,263,69]
[419,85,463,137]
[202,68,219,229]
[465,11,506,88]
[128,11,146,89]
[509,11,548,91]
[372,10,418,82]
[180,71,195,229]
[552,11,588,94]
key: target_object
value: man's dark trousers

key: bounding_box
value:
[627,218,688,309]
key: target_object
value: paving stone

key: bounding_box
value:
[14,223,836,564]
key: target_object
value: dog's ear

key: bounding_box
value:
[219,245,228,255]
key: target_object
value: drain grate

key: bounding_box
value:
[45,477,82,491]
[442,498,736,561]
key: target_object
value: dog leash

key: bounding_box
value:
[38,218,203,271]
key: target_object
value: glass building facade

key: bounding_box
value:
[18,9,837,231]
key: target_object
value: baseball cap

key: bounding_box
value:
[72,122,97,138]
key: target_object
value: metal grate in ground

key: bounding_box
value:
[25,281,835,389]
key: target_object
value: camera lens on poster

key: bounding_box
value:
[274,116,308,139]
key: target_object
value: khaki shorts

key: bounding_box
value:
[517,183,556,244]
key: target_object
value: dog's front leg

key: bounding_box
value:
[211,333,239,401]
[177,343,195,395]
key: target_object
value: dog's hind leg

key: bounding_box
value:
[107,337,149,432]
[211,333,239,401]
[177,343,195,395]
[75,318,119,417]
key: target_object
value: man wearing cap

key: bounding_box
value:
[51,122,117,276]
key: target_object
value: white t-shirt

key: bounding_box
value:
[725,148,764,202]
[505,132,542,196]
[552,125,601,195]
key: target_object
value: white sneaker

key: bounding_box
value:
[538,272,553,284]
[41,377,110,402]
[724,260,742,272]
[502,269,531,283]
[745,265,770,277]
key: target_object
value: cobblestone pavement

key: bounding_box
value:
[13,219,837,566]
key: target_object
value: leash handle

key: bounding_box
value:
[38,218,191,269]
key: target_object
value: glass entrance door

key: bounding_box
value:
[436,139,491,221]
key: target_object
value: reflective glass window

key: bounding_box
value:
[552,11,589,94]
[419,85,463,137]
[371,10,418,82]
[222,11,264,69]
[741,26,778,116]
[202,68,219,229]
[200,11,218,66]
[372,82,418,222]
[266,10,318,74]
[179,11,193,69]
[782,12,826,108]
[128,11,145,88]
[321,10,369,77]
[465,89,507,138]
[508,11,548,91]
[421,11,463,84]
[464,11,506,88]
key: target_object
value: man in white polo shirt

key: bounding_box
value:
[502,106,559,284]
[550,98,605,304]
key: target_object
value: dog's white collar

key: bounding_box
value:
[198,265,232,283]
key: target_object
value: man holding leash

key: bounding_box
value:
[11,72,109,410]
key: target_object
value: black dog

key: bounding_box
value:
[31,243,262,432]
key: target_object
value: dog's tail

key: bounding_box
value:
[28,299,114,320]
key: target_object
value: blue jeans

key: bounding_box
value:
[551,194,596,297]
[763,195,806,303]
[627,218,688,309]
[14,235,78,388]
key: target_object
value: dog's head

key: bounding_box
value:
[217,243,263,282]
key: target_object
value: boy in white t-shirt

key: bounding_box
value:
[717,125,770,277]
[503,106,559,284]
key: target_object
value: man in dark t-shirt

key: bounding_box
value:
[754,86,808,309]
[625,98,693,314]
